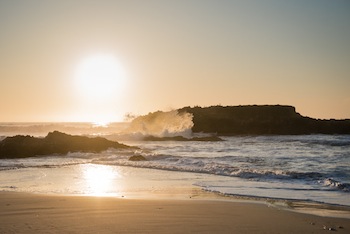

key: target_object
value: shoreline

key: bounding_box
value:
[1,191,349,234]
[1,163,350,219]
[207,191,350,219]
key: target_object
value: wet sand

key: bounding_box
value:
[0,192,349,234]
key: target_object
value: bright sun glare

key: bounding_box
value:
[82,164,120,196]
[73,54,127,124]
[75,54,126,101]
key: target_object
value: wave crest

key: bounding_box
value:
[123,110,194,138]
[322,178,350,192]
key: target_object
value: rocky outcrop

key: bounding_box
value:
[128,155,147,161]
[0,131,136,158]
[178,105,350,135]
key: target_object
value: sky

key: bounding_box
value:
[1,0,349,122]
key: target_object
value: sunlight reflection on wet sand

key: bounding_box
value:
[80,164,122,196]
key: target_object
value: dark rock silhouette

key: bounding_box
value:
[178,105,350,135]
[0,131,136,159]
[128,155,147,161]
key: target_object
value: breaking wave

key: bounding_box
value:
[1,133,349,206]
[122,110,194,138]
[83,152,350,193]
[322,178,350,192]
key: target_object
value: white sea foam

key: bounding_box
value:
[122,110,193,138]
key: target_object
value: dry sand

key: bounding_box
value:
[0,192,349,233]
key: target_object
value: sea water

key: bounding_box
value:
[0,122,349,206]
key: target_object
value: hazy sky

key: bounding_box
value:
[1,0,349,122]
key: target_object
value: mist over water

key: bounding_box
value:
[0,122,128,137]
[0,111,195,141]
[123,110,194,138]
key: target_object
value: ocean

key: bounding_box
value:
[0,122,349,207]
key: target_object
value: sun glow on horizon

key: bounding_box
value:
[92,120,111,128]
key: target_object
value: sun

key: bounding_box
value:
[74,54,126,101]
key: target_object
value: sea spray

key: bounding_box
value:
[123,110,194,138]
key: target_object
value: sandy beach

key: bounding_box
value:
[0,192,349,234]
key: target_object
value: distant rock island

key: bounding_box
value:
[0,131,136,159]
[178,105,350,135]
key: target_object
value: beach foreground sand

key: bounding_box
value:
[0,192,349,233]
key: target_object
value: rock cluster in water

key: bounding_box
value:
[128,155,147,161]
[0,131,136,159]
